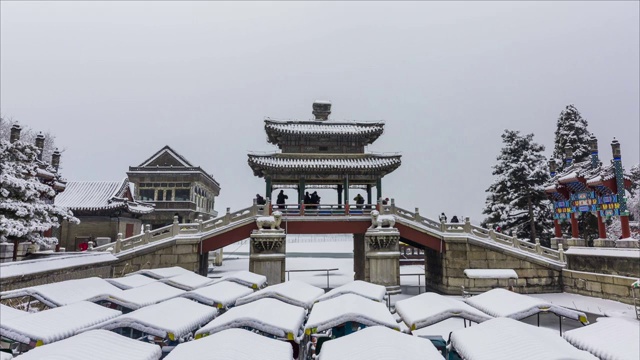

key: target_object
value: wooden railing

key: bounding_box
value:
[274,203,375,216]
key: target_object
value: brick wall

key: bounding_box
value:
[0,264,113,292]
[566,254,639,278]
[111,239,201,277]
[563,269,637,305]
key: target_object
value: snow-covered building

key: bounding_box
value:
[54,179,154,251]
[127,145,221,228]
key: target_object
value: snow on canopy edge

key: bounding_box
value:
[562,317,640,360]
[0,304,28,322]
[395,293,493,330]
[315,280,387,303]
[181,281,254,308]
[235,280,324,309]
[305,294,399,333]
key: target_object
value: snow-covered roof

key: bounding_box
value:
[395,292,492,331]
[0,252,117,280]
[316,280,387,303]
[318,326,444,360]
[106,274,158,290]
[235,280,324,309]
[91,298,217,340]
[0,352,12,360]
[165,328,293,360]
[0,301,121,345]
[0,277,123,308]
[14,329,162,360]
[450,317,598,360]
[213,270,268,289]
[265,119,384,139]
[107,282,185,310]
[248,154,402,175]
[161,272,215,291]
[130,266,194,280]
[565,246,640,258]
[563,317,639,360]
[137,145,193,167]
[0,304,27,321]
[54,179,154,214]
[463,269,518,279]
[305,293,399,334]
[196,298,306,342]
[464,289,589,324]
[181,281,254,308]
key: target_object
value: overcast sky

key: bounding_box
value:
[2,1,639,224]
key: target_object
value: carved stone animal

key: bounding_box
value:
[370,210,395,229]
[256,211,283,230]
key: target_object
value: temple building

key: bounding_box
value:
[545,136,635,248]
[127,146,221,228]
[248,101,401,208]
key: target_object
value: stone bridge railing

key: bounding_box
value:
[91,198,564,264]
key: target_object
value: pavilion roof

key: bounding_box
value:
[544,160,632,194]
[55,179,154,214]
[264,119,385,145]
[247,153,401,178]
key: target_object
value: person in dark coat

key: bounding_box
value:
[276,190,288,209]
[310,191,320,209]
[304,192,311,207]
[439,212,447,223]
[256,194,266,205]
[353,194,365,209]
[451,215,459,223]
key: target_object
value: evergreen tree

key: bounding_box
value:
[482,130,552,242]
[0,135,78,248]
[552,105,591,170]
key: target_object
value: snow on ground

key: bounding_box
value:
[563,317,640,360]
[318,326,444,360]
[305,293,399,333]
[180,281,254,309]
[165,328,293,360]
[14,330,161,360]
[235,280,324,309]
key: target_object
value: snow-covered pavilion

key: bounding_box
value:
[395,292,492,331]
[180,281,254,309]
[563,317,639,360]
[235,280,324,310]
[450,317,597,360]
[165,328,293,360]
[0,301,121,348]
[317,326,444,360]
[14,330,161,360]
[212,270,268,289]
[315,280,387,303]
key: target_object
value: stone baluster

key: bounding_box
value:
[172,216,180,235]
[535,238,542,254]
[266,198,271,215]
[440,219,446,232]
[489,229,496,241]
[511,235,519,249]
[225,207,231,224]
[198,214,204,232]
[115,233,122,253]
[390,198,396,214]
[414,207,421,221]
[143,224,151,245]
[251,198,258,216]
[464,217,471,233]
[558,243,565,262]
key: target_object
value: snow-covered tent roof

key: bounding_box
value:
[0,253,117,280]
[106,274,158,290]
[181,281,254,309]
[464,289,589,324]
[0,301,121,346]
[0,304,27,322]
[0,352,12,360]
[213,270,268,289]
[165,328,293,360]
[54,179,154,214]
[450,317,598,360]
[563,317,639,360]
[196,298,306,342]
[91,298,217,340]
[235,280,324,310]
[317,326,444,360]
[395,292,492,331]
[305,294,399,334]
[107,282,185,310]
[161,272,215,291]
[0,277,123,308]
[316,280,387,303]
[248,154,402,177]
[463,269,518,279]
[14,329,162,360]
[129,266,193,280]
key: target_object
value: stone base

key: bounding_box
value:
[557,238,586,249]
[616,239,640,248]
[366,251,400,287]
[550,238,562,250]
[249,254,285,285]
[593,238,616,248]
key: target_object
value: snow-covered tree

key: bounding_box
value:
[0,116,60,168]
[482,130,552,242]
[0,135,78,248]
[629,163,640,192]
[552,105,591,170]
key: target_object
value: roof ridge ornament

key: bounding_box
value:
[312,100,331,121]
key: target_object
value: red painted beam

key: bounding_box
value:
[282,220,370,234]
[395,223,443,252]
[201,223,256,253]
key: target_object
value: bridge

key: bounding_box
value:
[87,199,566,295]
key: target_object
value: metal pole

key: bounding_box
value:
[326,270,330,289]
[537,313,540,327]
[559,316,562,335]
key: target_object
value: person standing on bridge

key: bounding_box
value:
[256,193,266,205]
[276,190,288,210]
[439,212,447,223]
[353,194,365,209]
[451,215,459,223]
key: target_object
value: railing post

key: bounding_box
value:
[511,235,519,249]
[198,214,204,232]
[489,229,496,241]
[143,224,151,245]
[224,207,231,224]
[300,200,305,216]
[464,217,471,233]
[440,219,446,232]
[535,238,542,254]
[251,198,258,216]
[414,207,421,221]
[390,198,396,214]
[115,233,122,254]
[345,202,350,215]
[266,198,271,215]
[172,216,180,236]
[377,198,382,212]
[558,243,565,262]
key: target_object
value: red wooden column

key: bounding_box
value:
[570,213,579,238]
[553,219,563,238]
[620,216,631,239]
[597,212,607,239]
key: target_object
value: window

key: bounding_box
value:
[139,189,154,201]
[319,146,328,151]
[161,183,168,187]
[157,190,164,201]
[175,189,190,201]
[182,183,190,187]
[165,190,172,201]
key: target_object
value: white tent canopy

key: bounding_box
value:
[181,281,254,308]
[318,326,444,360]
[106,274,158,290]
[213,270,268,289]
[450,317,597,360]
[315,281,386,303]
[396,292,492,331]
[91,297,217,340]
[0,301,121,346]
[305,294,399,334]
[0,304,27,322]
[14,330,161,360]
[235,280,324,309]
[464,289,589,324]
[165,328,293,360]
[563,317,640,360]
[161,272,215,291]
[107,282,185,310]
[196,298,306,342]
[129,266,193,280]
